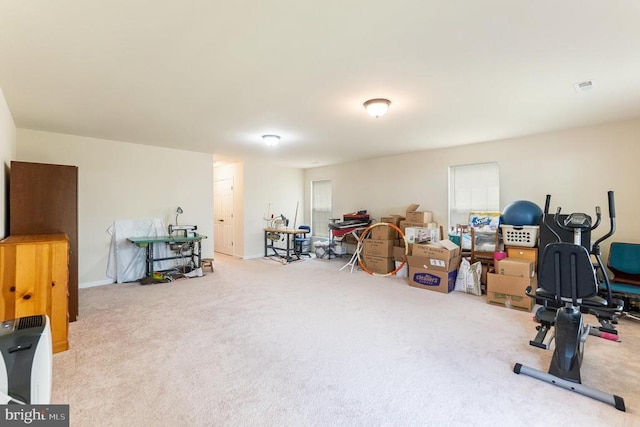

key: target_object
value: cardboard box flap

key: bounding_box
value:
[412,240,461,260]
[432,239,458,251]
[406,204,420,213]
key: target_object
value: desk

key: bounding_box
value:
[264,228,308,262]
[128,235,205,277]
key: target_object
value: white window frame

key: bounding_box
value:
[448,162,500,229]
[311,180,332,239]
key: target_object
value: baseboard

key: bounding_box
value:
[80,279,115,289]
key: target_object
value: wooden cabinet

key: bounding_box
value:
[10,161,78,322]
[0,234,69,353]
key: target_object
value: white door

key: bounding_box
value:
[214,178,234,256]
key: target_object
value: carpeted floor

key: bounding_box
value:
[53,254,640,426]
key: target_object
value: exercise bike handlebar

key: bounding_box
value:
[543,192,614,241]
[608,190,616,219]
[553,206,601,232]
[593,191,616,249]
[544,194,552,216]
[543,195,562,242]
[592,207,602,231]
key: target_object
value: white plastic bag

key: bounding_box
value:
[454,258,482,296]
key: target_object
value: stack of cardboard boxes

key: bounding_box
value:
[371,205,461,290]
[360,216,402,274]
[486,258,536,311]
[402,204,439,244]
[406,240,461,293]
[360,205,440,275]
[358,204,540,310]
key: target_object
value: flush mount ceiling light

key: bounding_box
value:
[363,98,391,118]
[262,134,281,147]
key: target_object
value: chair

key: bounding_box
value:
[294,226,311,258]
[201,258,214,272]
[604,242,640,316]
[607,242,640,287]
[470,227,500,266]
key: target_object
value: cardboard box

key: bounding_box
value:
[371,225,398,240]
[405,211,433,223]
[362,239,394,257]
[380,215,404,226]
[406,203,420,214]
[412,239,461,261]
[407,254,461,272]
[407,255,459,293]
[506,247,538,264]
[405,204,433,223]
[342,233,359,244]
[400,220,429,229]
[486,272,536,311]
[496,258,535,278]
[409,269,458,293]
[362,255,394,274]
[404,227,431,244]
[393,245,409,262]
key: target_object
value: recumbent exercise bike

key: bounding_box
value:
[513,191,625,411]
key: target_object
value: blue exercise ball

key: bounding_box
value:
[501,200,543,226]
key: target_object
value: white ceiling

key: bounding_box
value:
[1,1,640,168]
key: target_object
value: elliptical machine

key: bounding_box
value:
[513,191,625,411]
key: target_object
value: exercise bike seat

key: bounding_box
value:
[537,243,602,304]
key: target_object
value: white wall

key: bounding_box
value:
[0,87,16,239]
[16,129,214,286]
[243,159,304,259]
[304,118,640,259]
[213,160,305,259]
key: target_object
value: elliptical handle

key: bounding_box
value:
[554,207,562,228]
[544,194,551,215]
[591,206,602,231]
[608,190,616,219]
[593,191,617,252]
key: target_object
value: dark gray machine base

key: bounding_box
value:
[513,363,625,411]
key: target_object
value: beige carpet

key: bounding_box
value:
[53,254,640,426]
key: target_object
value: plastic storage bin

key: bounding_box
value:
[501,225,539,247]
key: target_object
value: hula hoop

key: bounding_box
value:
[356,222,409,277]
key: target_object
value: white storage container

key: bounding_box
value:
[501,225,539,247]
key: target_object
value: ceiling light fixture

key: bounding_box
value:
[363,98,391,118]
[262,134,280,147]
